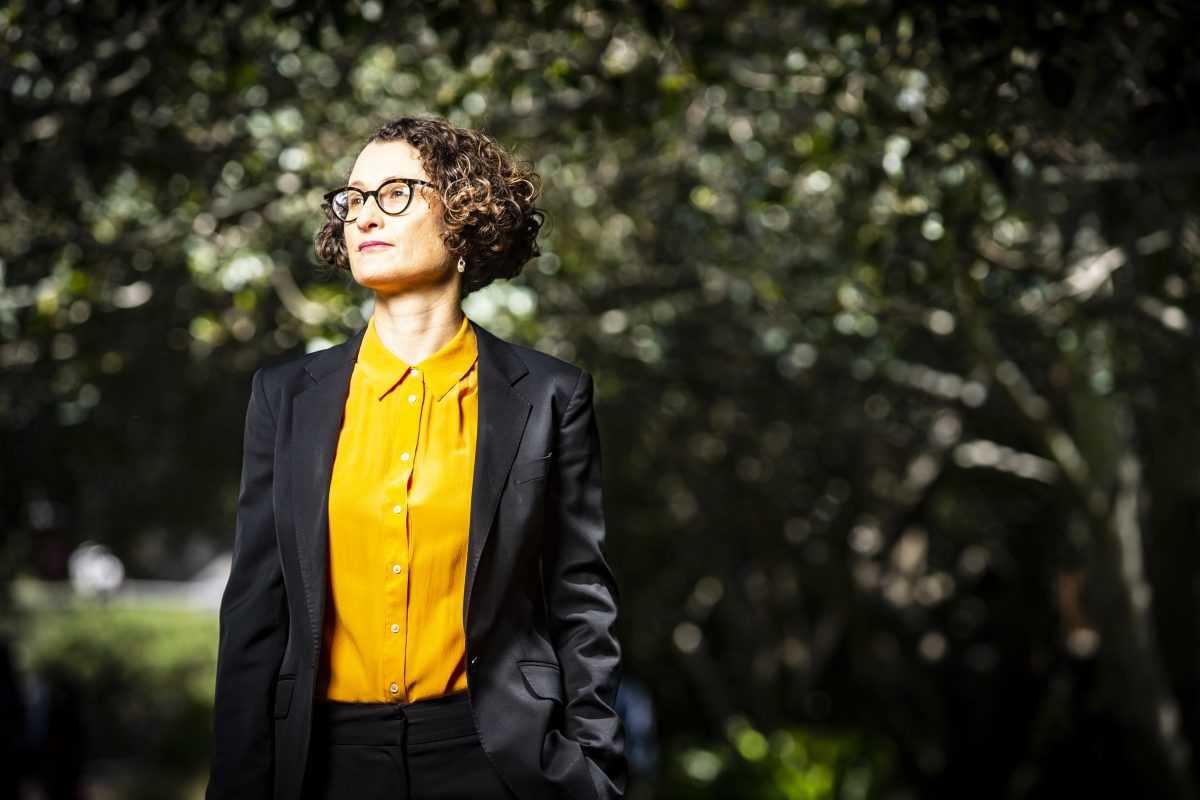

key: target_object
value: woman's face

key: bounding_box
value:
[342,140,456,296]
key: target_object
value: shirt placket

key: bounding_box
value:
[381,366,424,701]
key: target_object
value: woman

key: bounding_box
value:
[207,117,625,800]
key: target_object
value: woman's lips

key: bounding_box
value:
[358,240,392,252]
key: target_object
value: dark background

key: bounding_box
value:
[3,0,1200,797]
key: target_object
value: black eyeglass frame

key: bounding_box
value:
[322,178,438,223]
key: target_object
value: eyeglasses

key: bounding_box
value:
[322,178,437,223]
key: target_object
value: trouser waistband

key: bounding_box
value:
[313,692,475,746]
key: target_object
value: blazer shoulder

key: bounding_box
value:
[255,328,365,390]
[472,319,587,386]
[245,329,365,425]
[509,341,587,385]
[255,349,319,388]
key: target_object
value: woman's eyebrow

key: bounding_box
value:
[347,176,402,189]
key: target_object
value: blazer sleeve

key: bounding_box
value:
[542,369,627,799]
[207,369,288,799]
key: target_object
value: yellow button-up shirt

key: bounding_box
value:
[318,315,478,703]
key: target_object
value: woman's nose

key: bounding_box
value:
[356,196,384,230]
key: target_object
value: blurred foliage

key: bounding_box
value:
[3,0,1200,797]
[11,605,216,791]
[659,719,904,800]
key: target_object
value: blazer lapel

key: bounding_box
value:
[465,322,531,623]
[291,328,364,657]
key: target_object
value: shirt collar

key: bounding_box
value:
[357,315,478,401]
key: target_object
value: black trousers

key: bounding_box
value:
[303,692,518,800]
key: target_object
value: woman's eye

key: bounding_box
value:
[388,186,410,200]
[346,194,364,208]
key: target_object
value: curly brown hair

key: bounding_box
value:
[314,117,544,296]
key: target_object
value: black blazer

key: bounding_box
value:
[207,321,625,800]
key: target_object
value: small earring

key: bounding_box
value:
[457,256,466,273]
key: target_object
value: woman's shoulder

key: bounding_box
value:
[253,327,366,391]
[472,321,589,386]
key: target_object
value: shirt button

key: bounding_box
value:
[408,394,417,403]
[391,623,400,633]
[389,683,399,694]
[410,369,420,377]
[392,564,402,574]
[400,453,410,462]
[392,505,402,515]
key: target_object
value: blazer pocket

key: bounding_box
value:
[272,677,296,719]
[518,661,565,704]
[512,453,552,485]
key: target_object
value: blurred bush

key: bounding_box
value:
[15,605,216,790]
[657,717,904,800]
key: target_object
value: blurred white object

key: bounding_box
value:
[68,542,125,597]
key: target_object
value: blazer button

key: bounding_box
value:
[469,656,480,671]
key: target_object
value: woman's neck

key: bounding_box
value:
[370,290,464,365]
